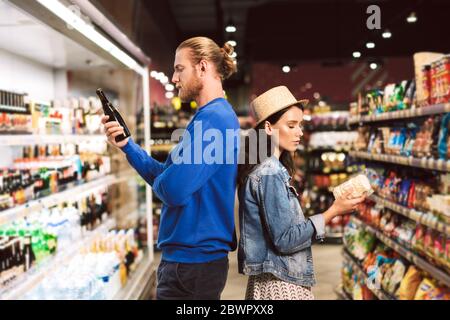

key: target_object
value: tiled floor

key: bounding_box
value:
[154,243,343,300]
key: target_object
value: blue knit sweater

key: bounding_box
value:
[121,98,239,263]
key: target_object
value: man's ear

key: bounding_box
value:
[199,60,207,75]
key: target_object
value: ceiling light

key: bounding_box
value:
[352,51,361,58]
[165,84,174,92]
[282,65,291,73]
[407,12,417,23]
[366,42,375,49]
[160,76,169,84]
[382,30,392,38]
[36,0,145,75]
[225,19,236,33]
[165,92,174,99]
[150,71,158,78]
[227,39,237,47]
[370,63,378,70]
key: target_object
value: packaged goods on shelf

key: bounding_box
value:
[0,143,110,211]
[363,166,449,224]
[0,188,109,291]
[308,131,358,150]
[0,90,31,134]
[23,228,140,300]
[0,89,105,136]
[343,221,449,300]
[420,55,450,106]
[305,111,349,131]
[356,114,450,160]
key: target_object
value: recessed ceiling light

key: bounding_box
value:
[407,12,417,23]
[382,30,392,38]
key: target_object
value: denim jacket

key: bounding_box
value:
[237,156,325,287]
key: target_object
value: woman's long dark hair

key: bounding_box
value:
[237,105,302,189]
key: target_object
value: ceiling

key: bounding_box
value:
[165,0,450,68]
[0,0,113,69]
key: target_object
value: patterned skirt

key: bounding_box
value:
[245,273,315,300]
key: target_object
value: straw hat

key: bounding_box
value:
[251,86,308,126]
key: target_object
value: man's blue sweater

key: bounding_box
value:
[121,98,239,263]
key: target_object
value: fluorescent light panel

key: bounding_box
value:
[37,0,145,75]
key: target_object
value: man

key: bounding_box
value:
[102,37,239,300]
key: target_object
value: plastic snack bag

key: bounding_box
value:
[333,174,374,200]
[395,265,422,300]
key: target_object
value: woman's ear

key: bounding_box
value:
[264,121,273,136]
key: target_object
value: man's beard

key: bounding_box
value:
[178,75,203,103]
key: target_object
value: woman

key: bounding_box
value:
[237,86,365,300]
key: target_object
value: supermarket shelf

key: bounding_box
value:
[151,144,175,153]
[351,217,450,288]
[113,252,155,300]
[349,151,450,172]
[369,194,450,236]
[348,103,450,125]
[325,232,343,238]
[0,134,106,146]
[0,170,137,226]
[342,249,394,300]
[302,146,352,153]
[0,218,117,300]
[334,284,352,300]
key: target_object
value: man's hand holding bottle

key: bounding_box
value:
[101,115,129,148]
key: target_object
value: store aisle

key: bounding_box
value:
[221,244,342,300]
[154,244,342,300]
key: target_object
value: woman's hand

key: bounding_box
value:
[323,194,366,224]
[101,115,129,148]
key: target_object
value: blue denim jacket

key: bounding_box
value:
[238,156,325,287]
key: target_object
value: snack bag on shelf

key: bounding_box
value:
[433,233,446,267]
[424,286,450,300]
[395,265,423,300]
[382,259,406,294]
[414,278,438,300]
[424,228,437,260]
[398,179,412,206]
[437,113,450,160]
[445,236,450,269]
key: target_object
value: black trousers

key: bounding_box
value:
[156,256,229,300]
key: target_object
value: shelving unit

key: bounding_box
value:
[0,170,136,226]
[113,252,156,300]
[0,135,106,146]
[342,248,395,300]
[368,194,450,236]
[0,0,155,300]
[351,216,450,288]
[0,218,116,300]
[348,103,450,125]
[349,151,450,172]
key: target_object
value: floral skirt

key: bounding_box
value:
[245,273,315,300]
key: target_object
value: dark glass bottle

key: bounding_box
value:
[96,88,131,142]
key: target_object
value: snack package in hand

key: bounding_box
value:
[333,174,374,200]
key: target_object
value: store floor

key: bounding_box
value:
[153,243,342,300]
